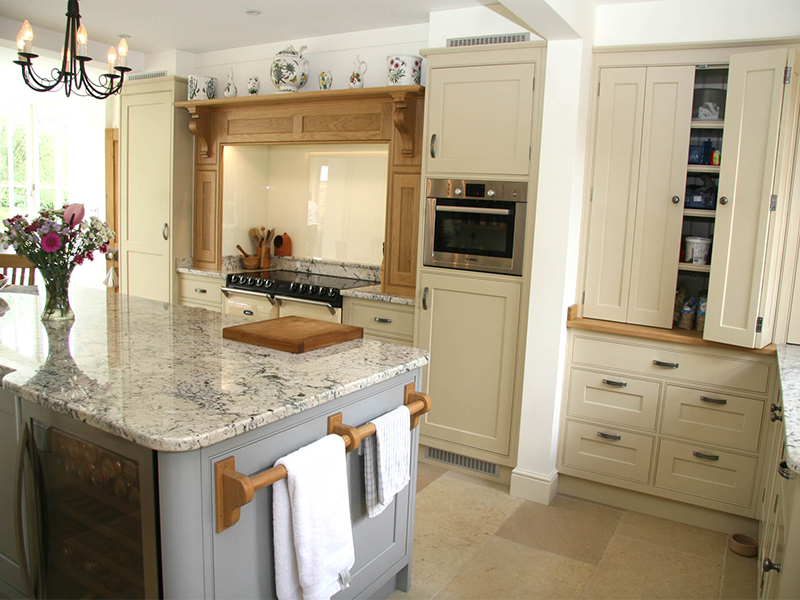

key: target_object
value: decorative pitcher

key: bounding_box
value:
[224,68,238,98]
[349,55,367,89]
[247,76,260,95]
[270,45,309,93]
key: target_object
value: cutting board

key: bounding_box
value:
[222,316,363,353]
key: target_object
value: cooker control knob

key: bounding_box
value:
[328,288,338,298]
[255,278,264,287]
[310,285,319,295]
[264,279,273,288]
[486,189,495,197]
[454,188,463,196]
[299,284,308,293]
[230,275,239,284]
[319,287,328,296]
[290,282,299,292]
[247,277,256,285]
[512,190,519,198]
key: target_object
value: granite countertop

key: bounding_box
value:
[0,287,429,452]
[340,285,415,306]
[774,344,800,473]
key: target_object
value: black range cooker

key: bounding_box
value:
[222,270,374,309]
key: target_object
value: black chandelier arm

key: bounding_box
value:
[18,61,68,93]
[77,67,123,99]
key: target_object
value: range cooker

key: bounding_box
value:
[221,270,374,322]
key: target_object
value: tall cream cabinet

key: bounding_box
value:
[583,66,693,329]
[119,77,193,304]
[416,271,521,457]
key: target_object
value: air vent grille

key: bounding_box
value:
[447,33,530,48]
[425,447,499,477]
[127,70,168,81]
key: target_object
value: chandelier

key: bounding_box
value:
[13,0,132,99]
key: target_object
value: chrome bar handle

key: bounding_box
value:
[430,134,437,158]
[597,432,622,441]
[422,287,429,311]
[602,379,627,388]
[14,422,35,600]
[374,317,392,324]
[653,360,679,369]
[220,287,277,305]
[693,450,720,461]
[195,288,207,294]
[435,206,511,216]
[700,396,727,405]
[778,460,794,480]
[273,294,337,316]
[162,223,169,241]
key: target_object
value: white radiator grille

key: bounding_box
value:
[425,447,499,477]
[447,33,530,48]
[127,70,168,81]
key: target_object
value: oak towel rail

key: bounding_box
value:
[215,382,432,532]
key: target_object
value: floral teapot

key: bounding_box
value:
[270,45,309,93]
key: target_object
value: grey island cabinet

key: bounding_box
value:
[0,288,429,600]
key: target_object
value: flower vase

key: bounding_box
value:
[41,269,75,322]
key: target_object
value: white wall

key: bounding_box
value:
[427,5,534,48]
[595,0,800,46]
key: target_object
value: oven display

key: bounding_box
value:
[465,183,485,198]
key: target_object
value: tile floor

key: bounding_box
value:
[389,462,758,600]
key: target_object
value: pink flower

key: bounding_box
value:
[73,254,84,265]
[86,251,94,261]
[63,204,86,228]
[99,243,108,254]
[41,232,62,253]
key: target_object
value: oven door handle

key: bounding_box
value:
[220,287,277,305]
[435,205,511,216]
[273,295,337,316]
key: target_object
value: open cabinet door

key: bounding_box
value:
[704,48,795,348]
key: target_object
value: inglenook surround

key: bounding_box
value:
[175,85,425,295]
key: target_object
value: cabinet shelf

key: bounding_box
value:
[687,165,721,174]
[678,262,711,273]
[691,120,725,129]
[683,209,716,218]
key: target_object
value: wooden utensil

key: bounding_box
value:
[236,244,250,258]
[249,228,261,249]
[223,316,363,353]
[260,234,270,269]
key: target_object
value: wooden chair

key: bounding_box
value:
[0,254,35,285]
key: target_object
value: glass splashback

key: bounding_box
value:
[222,144,389,266]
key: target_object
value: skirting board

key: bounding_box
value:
[510,468,559,504]
[559,474,758,537]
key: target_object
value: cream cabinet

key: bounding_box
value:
[558,329,776,517]
[178,273,223,312]
[422,44,543,176]
[0,389,23,596]
[415,271,521,457]
[342,297,414,346]
[120,77,193,304]
[583,66,693,328]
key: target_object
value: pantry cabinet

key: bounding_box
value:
[583,66,693,328]
[415,271,521,457]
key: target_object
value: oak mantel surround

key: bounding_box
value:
[175,85,425,294]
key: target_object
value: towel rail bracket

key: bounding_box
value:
[215,382,432,533]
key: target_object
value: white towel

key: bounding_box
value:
[363,405,411,518]
[273,434,355,600]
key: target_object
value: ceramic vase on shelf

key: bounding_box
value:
[247,76,260,95]
[387,55,422,85]
[349,55,367,89]
[187,75,216,100]
[224,68,238,98]
[318,70,333,90]
[271,45,309,93]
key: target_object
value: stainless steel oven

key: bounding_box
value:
[423,178,528,276]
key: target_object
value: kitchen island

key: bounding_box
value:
[0,288,429,599]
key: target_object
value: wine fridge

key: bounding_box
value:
[15,401,160,599]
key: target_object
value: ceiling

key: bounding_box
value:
[0,0,496,54]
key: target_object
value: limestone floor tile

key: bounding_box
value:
[584,535,722,600]
[494,495,623,565]
[721,545,758,600]
[616,511,727,560]
[442,469,510,493]
[417,461,447,493]
[410,474,524,595]
[436,536,594,600]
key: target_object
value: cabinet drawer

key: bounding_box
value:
[180,275,223,304]
[350,301,414,339]
[563,420,654,483]
[567,369,660,430]
[572,336,770,394]
[661,385,764,452]
[654,439,757,507]
[222,294,279,321]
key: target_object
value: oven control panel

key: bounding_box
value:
[225,274,345,308]
[427,178,528,202]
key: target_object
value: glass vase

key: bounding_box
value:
[41,269,75,322]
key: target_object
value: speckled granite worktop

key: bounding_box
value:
[775,344,800,474]
[0,287,429,452]
[340,285,415,306]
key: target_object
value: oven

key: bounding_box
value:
[423,178,528,276]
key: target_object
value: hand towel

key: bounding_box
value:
[273,434,355,600]
[363,405,411,518]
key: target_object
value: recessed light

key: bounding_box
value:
[118,33,131,39]
[245,9,261,16]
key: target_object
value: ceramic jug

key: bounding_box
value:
[318,70,333,90]
[271,45,309,93]
[349,55,367,89]
[224,68,238,98]
[247,76,260,95]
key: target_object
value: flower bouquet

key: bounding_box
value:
[1,204,115,321]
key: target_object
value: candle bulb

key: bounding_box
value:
[117,37,128,68]
[107,46,116,73]
[20,19,33,53]
[77,24,88,56]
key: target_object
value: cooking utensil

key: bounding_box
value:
[223,316,363,353]
[266,228,275,247]
[236,245,250,258]
[249,228,261,249]
[260,235,270,269]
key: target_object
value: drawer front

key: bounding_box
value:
[180,275,223,304]
[563,420,654,483]
[568,369,660,430]
[350,301,414,339]
[182,299,221,312]
[223,294,280,320]
[572,336,770,394]
[661,385,764,452]
[654,439,757,507]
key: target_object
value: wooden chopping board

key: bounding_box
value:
[222,316,363,353]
